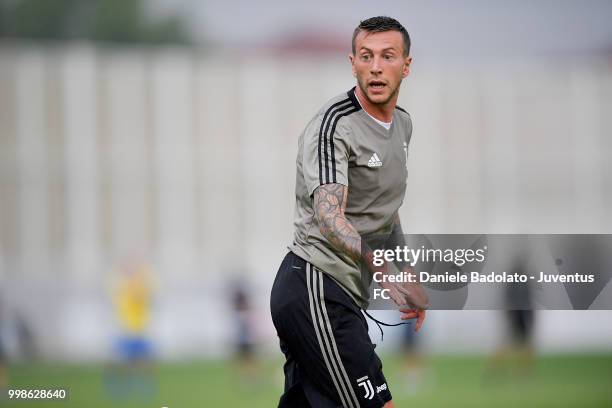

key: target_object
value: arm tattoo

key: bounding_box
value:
[313,184,362,262]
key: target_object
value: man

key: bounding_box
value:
[270,16,429,408]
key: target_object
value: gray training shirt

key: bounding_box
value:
[290,87,413,309]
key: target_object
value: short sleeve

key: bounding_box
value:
[303,114,351,196]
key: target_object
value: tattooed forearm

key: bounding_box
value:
[313,186,428,309]
[313,184,362,263]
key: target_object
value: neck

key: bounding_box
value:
[355,85,397,123]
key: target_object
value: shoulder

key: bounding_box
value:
[394,105,413,144]
[394,104,411,120]
[394,105,413,129]
[311,88,362,135]
[315,88,361,118]
[317,93,350,115]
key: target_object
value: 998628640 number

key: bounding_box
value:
[7,389,68,400]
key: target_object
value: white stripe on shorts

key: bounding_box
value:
[307,263,360,408]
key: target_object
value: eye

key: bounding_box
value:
[360,54,371,61]
[383,54,394,61]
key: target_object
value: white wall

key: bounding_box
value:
[0,45,610,359]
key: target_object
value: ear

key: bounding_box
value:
[349,53,357,77]
[402,56,412,78]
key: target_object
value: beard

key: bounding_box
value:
[357,77,401,106]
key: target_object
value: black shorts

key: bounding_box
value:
[270,252,392,408]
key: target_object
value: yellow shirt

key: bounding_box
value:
[114,265,151,334]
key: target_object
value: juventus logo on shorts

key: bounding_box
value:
[356,376,375,400]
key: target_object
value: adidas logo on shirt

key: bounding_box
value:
[367,153,383,168]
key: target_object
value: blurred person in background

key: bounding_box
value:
[270,16,428,408]
[105,254,156,400]
[230,278,259,383]
[486,256,536,381]
[399,319,429,395]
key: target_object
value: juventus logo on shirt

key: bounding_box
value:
[367,153,383,168]
[357,376,375,400]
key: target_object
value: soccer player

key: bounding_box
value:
[270,16,429,407]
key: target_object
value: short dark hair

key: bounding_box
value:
[352,16,411,57]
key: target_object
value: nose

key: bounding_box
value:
[370,56,383,74]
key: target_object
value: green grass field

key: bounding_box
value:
[3,353,612,407]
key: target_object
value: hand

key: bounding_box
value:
[364,252,429,309]
[364,251,410,306]
[399,308,426,332]
[378,279,415,308]
[377,266,429,310]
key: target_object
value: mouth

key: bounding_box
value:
[368,80,387,93]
